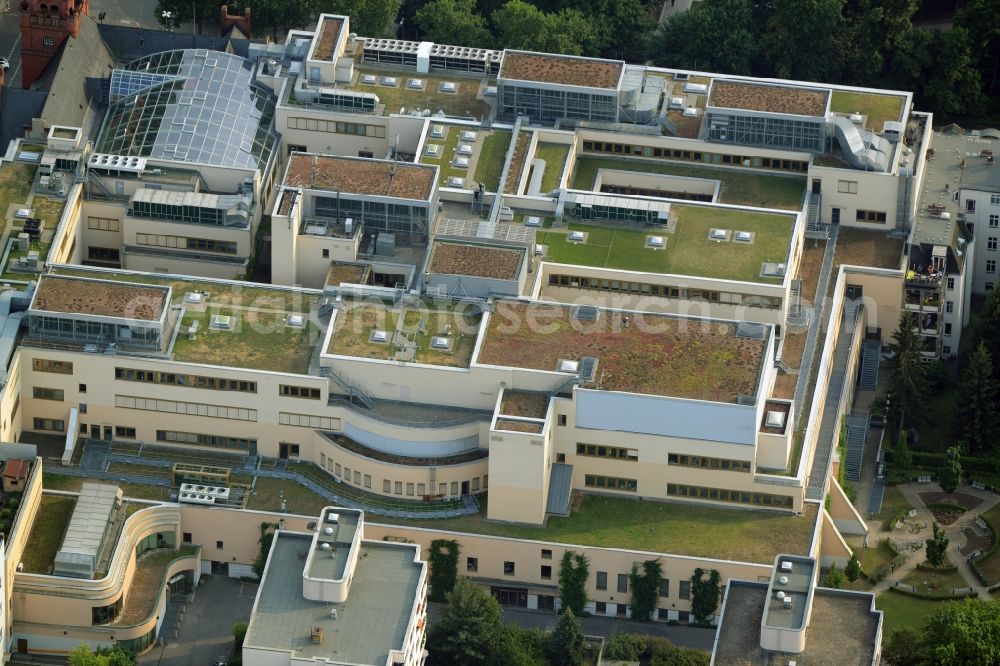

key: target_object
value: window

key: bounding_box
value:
[395,481,403,495]
[279,385,322,399]
[406,483,414,496]
[659,579,670,597]
[557,414,567,426]
[992,194,1000,205]
[988,260,996,274]
[855,209,887,223]
[156,430,255,451]
[666,483,794,508]
[595,601,607,614]
[335,463,342,477]
[115,426,136,439]
[91,598,123,626]
[541,565,552,579]
[946,301,954,313]
[79,404,87,414]
[658,609,670,621]
[617,574,628,593]
[992,215,1000,228]
[32,418,63,432]
[989,283,995,291]
[679,581,691,600]
[596,571,608,590]
[32,387,64,401]
[383,479,391,493]
[183,532,192,543]
[78,383,87,393]
[216,541,224,549]
[947,277,955,290]
[116,368,257,393]
[467,557,478,572]
[968,199,977,213]
[837,180,858,194]
[365,475,372,489]
[943,345,952,355]
[135,233,238,254]
[945,323,952,335]
[576,444,638,461]
[322,248,330,258]
[504,561,515,575]
[584,475,638,492]
[668,453,751,472]
[118,395,257,421]
[541,549,552,560]
[32,359,73,374]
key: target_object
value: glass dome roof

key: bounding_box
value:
[96,49,278,172]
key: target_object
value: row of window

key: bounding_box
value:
[115,395,257,422]
[855,209,888,224]
[157,430,256,451]
[279,412,341,429]
[319,452,486,497]
[286,116,387,137]
[667,453,752,473]
[576,444,638,461]
[32,359,73,374]
[579,142,809,172]
[87,216,120,232]
[33,417,65,432]
[135,233,238,255]
[32,387,63,401]
[666,483,794,508]
[837,180,858,194]
[279,384,322,400]
[115,367,257,393]
[547,274,782,308]
[584,474,638,492]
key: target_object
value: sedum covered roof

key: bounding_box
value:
[95,49,278,171]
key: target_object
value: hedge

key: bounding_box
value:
[916,562,958,574]
[970,513,1000,587]
[887,585,978,601]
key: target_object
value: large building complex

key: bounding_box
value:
[0,6,988,662]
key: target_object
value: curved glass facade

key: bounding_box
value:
[96,49,278,171]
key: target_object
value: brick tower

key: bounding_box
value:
[19,0,89,89]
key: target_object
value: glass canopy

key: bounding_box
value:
[96,49,278,172]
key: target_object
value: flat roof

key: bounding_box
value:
[428,241,523,280]
[54,483,121,575]
[763,555,813,630]
[246,533,421,665]
[710,80,830,117]
[500,51,623,89]
[714,582,880,666]
[285,153,436,201]
[312,16,344,60]
[478,301,769,403]
[32,275,168,322]
[308,509,360,580]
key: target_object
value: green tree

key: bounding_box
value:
[925,522,950,567]
[939,446,963,494]
[428,539,460,602]
[250,0,320,40]
[319,0,401,37]
[69,645,134,666]
[653,0,756,75]
[599,0,657,61]
[490,1,603,56]
[972,280,1000,384]
[252,521,278,578]
[955,0,1000,96]
[426,578,505,666]
[414,0,491,46]
[957,343,999,455]
[839,0,919,86]
[558,551,589,617]
[822,563,846,589]
[894,430,912,470]
[651,647,710,666]
[548,609,585,666]
[762,0,846,82]
[604,633,643,661]
[920,27,986,118]
[628,559,663,622]
[881,628,921,666]
[886,312,926,437]
[920,599,1000,665]
[689,568,722,625]
[844,552,861,586]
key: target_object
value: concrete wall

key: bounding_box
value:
[808,165,901,232]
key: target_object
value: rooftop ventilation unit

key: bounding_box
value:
[457,144,474,156]
[557,359,579,373]
[534,244,544,256]
[674,72,690,81]
[571,305,599,322]
[683,107,697,117]
[210,314,233,330]
[647,235,665,248]
[784,598,793,609]
[460,131,476,142]
[323,526,335,536]
[484,86,497,97]
[381,76,398,86]
[710,228,728,241]
[736,321,768,339]
[524,216,541,227]
[778,575,789,585]
[568,231,585,242]
[446,176,464,188]
[370,329,389,343]
[319,542,332,551]
[360,74,377,85]
[431,336,451,349]
[682,82,707,94]
[287,314,305,328]
[329,608,338,619]
[735,231,754,243]
[424,144,442,157]
[669,96,684,109]
[579,356,598,382]
[407,79,423,89]
[766,410,786,429]
[453,157,470,168]
[780,561,793,573]
[185,292,204,304]
[776,591,786,601]
[849,113,864,125]
[440,82,457,93]
[326,512,340,523]
[430,124,445,138]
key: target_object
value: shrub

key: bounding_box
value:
[604,633,643,661]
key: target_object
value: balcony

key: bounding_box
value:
[920,336,939,359]
[904,288,941,311]
[914,312,939,336]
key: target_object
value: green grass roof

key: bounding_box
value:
[537,205,794,283]
[830,90,906,130]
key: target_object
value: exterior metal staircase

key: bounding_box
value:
[320,366,375,410]
[844,410,869,482]
[859,339,881,390]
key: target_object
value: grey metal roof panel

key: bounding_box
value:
[546,463,573,516]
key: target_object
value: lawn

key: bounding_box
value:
[21,495,75,574]
[0,163,36,221]
[504,131,530,194]
[538,205,794,282]
[474,130,511,192]
[120,546,199,624]
[876,485,912,523]
[876,591,949,635]
[832,228,904,277]
[571,157,806,210]
[43,472,171,501]
[247,476,330,515]
[534,143,570,193]
[31,195,66,229]
[420,126,467,187]
[386,494,818,564]
[172,309,318,373]
[899,563,970,598]
[858,539,896,576]
[349,69,491,119]
[830,91,905,130]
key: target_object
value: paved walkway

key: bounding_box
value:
[864,481,997,599]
